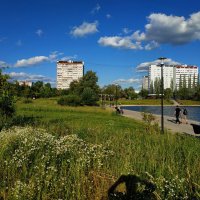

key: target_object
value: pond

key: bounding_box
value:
[121,106,200,122]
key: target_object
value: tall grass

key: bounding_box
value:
[0,98,199,199]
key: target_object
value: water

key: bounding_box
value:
[121,106,200,122]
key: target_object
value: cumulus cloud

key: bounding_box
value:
[91,3,101,14]
[136,58,181,72]
[70,21,98,37]
[98,36,143,50]
[36,29,43,37]
[8,72,54,82]
[123,28,132,34]
[15,56,49,67]
[145,12,200,45]
[113,78,141,84]
[98,11,200,50]
[14,51,70,67]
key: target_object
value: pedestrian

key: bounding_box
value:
[182,107,188,124]
[174,105,181,124]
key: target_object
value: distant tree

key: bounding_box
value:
[123,87,138,99]
[68,70,100,105]
[164,88,172,100]
[154,78,161,97]
[139,88,148,99]
[149,81,154,94]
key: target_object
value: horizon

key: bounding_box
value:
[0,0,200,89]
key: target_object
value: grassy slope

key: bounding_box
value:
[0,98,199,199]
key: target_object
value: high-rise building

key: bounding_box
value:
[175,65,198,89]
[142,76,149,90]
[57,60,84,89]
[148,65,175,90]
[147,64,198,92]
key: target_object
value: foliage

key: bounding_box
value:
[0,70,16,131]
[57,94,81,106]
[68,71,100,106]
[0,126,113,200]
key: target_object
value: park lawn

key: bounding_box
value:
[177,99,200,105]
[118,99,173,105]
[0,98,199,199]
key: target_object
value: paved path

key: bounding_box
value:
[122,108,200,137]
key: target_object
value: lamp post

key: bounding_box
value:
[158,57,167,134]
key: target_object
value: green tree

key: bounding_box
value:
[139,88,148,99]
[0,70,16,130]
[164,88,172,100]
[123,87,138,99]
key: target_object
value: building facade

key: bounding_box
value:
[142,76,149,90]
[57,60,84,89]
[148,65,175,90]
[147,64,198,92]
[175,65,198,89]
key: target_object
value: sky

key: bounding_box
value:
[0,0,200,90]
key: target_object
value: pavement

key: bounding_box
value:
[121,108,200,137]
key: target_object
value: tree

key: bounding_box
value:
[0,70,16,130]
[68,70,100,105]
[139,88,148,99]
[164,88,172,100]
[154,78,161,97]
[123,87,138,99]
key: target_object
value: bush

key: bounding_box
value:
[57,94,81,106]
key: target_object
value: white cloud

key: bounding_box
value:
[106,14,112,19]
[144,12,200,44]
[0,61,10,68]
[91,3,101,14]
[113,78,141,84]
[98,11,200,51]
[8,72,54,82]
[14,51,71,67]
[70,21,98,37]
[36,29,43,37]
[98,36,143,49]
[136,58,181,72]
[15,56,49,67]
[123,28,132,34]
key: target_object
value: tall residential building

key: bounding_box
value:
[142,76,149,90]
[175,65,198,89]
[148,64,198,92]
[57,60,84,89]
[148,65,175,90]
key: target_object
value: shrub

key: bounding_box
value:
[57,94,81,106]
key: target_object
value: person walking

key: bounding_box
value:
[174,105,181,124]
[182,107,188,124]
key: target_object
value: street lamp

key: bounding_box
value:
[158,57,167,134]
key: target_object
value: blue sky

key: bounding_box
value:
[0,0,200,90]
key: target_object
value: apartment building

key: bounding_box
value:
[175,65,198,89]
[148,64,175,90]
[147,64,198,92]
[57,60,84,89]
[142,76,149,90]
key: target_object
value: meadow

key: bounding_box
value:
[0,98,199,199]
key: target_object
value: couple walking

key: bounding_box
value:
[174,105,188,124]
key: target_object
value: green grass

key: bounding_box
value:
[177,99,200,105]
[0,98,199,199]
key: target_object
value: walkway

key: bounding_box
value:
[122,108,200,137]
